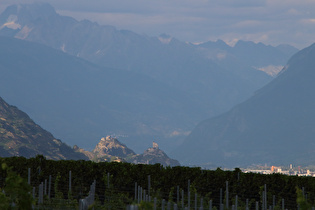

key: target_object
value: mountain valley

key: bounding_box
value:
[0,3,308,167]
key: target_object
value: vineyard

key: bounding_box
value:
[0,155,315,209]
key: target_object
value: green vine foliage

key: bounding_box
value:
[1,156,315,209]
[0,163,34,209]
[54,172,63,199]
[138,201,154,209]
[296,187,311,210]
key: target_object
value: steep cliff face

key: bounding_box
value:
[0,97,88,160]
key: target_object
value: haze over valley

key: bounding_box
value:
[2,2,315,168]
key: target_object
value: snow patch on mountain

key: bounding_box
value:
[0,15,21,30]
[255,65,284,77]
[158,34,172,44]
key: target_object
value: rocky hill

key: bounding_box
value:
[127,142,180,167]
[78,137,179,166]
[172,43,315,168]
[92,136,136,161]
[0,96,87,160]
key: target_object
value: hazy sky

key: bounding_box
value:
[2,0,315,49]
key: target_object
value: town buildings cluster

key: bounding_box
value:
[243,164,315,176]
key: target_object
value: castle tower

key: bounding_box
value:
[153,141,159,149]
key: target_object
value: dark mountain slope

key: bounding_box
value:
[0,36,206,152]
[0,97,87,160]
[173,43,315,167]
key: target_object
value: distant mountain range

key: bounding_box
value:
[0,3,297,114]
[0,96,87,160]
[172,43,315,168]
[0,36,203,152]
[0,3,298,155]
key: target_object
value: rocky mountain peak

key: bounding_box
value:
[92,136,136,158]
[130,141,180,167]
[158,33,172,44]
[0,3,56,29]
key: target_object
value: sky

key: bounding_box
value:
[2,0,315,49]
